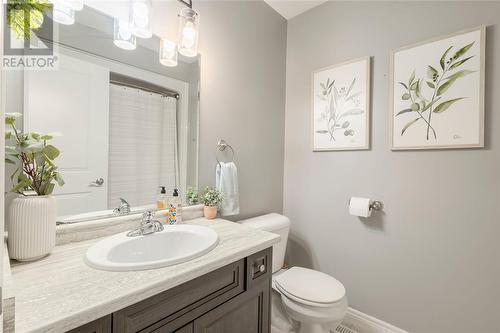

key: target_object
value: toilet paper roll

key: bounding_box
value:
[349,197,372,217]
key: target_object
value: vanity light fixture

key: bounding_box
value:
[159,38,178,67]
[129,0,152,39]
[52,2,75,25]
[114,18,137,50]
[61,0,84,11]
[177,7,199,57]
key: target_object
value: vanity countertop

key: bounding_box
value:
[10,218,280,333]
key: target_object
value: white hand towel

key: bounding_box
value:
[216,162,240,216]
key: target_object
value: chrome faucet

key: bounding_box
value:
[127,210,164,237]
[113,198,131,215]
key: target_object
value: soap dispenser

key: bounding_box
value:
[157,186,167,209]
[168,188,182,224]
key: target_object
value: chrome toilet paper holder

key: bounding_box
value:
[369,200,384,211]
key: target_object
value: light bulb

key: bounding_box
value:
[129,0,152,38]
[159,39,178,67]
[181,22,196,49]
[52,3,75,25]
[114,19,136,50]
[178,8,199,57]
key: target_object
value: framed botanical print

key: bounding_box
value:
[390,26,485,150]
[312,57,371,151]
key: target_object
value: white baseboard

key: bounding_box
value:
[341,307,409,333]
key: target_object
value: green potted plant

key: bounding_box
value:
[201,186,223,219]
[186,186,199,206]
[5,113,64,261]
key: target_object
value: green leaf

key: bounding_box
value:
[328,80,335,89]
[433,98,465,113]
[452,42,474,60]
[402,93,411,100]
[427,65,438,79]
[346,78,356,96]
[440,46,453,70]
[5,146,18,155]
[11,176,32,193]
[338,108,364,120]
[449,56,474,70]
[5,112,22,125]
[444,69,475,82]
[396,109,412,116]
[40,134,53,141]
[5,158,15,164]
[436,70,475,97]
[398,82,408,90]
[411,102,420,111]
[408,70,415,86]
[30,132,41,140]
[410,81,418,90]
[401,118,420,136]
[55,173,65,186]
[320,82,325,89]
[23,141,44,153]
[43,144,60,160]
[421,97,442,112]
[415,80,422,98]
[344,91,362,103]
[426,81,435,89]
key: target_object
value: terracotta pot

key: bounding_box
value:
[203,206,218,219]
[8,195,56,261]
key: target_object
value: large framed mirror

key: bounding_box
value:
[4,4,200,223]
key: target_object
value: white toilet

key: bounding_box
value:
[241,213,348,333]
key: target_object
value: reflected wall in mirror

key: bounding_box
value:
[4,5,200,222]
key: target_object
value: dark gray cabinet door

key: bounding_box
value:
[173,323,193,333]
[193,280,270,333]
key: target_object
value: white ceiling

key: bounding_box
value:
[263,0,328,20]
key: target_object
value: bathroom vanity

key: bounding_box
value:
[72,247,272,333]
[9,217,279,333]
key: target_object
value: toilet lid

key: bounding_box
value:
[274,267,345,305]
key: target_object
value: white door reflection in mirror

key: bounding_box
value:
[24,54,110,216]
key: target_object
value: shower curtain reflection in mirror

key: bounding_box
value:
[108,84,179,209]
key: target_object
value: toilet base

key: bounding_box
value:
[298,322,326,333]
[298,320,342,333]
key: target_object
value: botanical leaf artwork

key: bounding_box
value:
[316,77,364,141]
[313,58,369,151]
[396,42,476,140]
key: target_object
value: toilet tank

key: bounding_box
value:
[240,213,290,273]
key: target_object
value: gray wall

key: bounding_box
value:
[196,1,287,219]
[284,2,500,332]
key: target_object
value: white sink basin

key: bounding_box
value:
[85,225,219,271]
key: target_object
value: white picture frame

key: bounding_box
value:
[312,57,371,151]
[390,26,485,150]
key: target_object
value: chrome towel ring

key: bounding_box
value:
[216,139,235,165]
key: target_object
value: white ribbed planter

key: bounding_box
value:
[8,195,56,261]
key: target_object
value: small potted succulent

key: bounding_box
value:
[186,186,199,206]
[201,186,223,219]
[5,113,64,261]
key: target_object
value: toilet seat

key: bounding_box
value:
[273,267,346,308]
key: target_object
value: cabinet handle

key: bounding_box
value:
[89,178,105,187]
[255,264,265,273]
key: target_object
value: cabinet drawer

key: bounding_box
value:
[114,260,245,333]
[246,248,272,290]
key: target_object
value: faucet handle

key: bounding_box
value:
[142,210,155,221]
